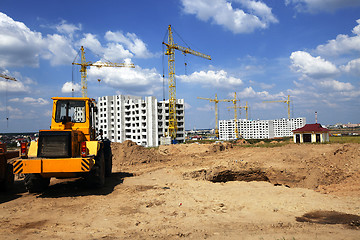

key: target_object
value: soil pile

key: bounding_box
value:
[183,143,360,196]
[2,142,359,239]
[111,141,165,171]
[158,142,232,156]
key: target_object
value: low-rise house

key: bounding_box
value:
[292,123,329,143]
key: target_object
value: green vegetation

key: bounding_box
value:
[186,139,219,144]
[184,136,360,147]
[329,135,360,144]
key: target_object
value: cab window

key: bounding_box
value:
[55,100,86,123]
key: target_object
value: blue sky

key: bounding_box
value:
[0,0,360,132]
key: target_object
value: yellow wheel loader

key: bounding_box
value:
[13,97,112,193]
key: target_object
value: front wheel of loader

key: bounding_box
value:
[0,164,14,191]
[103,140,112,177]
[24,174,50,193]
[86,149,105,188]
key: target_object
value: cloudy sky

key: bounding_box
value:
[0,0,359,132]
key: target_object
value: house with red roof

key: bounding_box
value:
[292,123,329,143]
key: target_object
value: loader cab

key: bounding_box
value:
[50,97,97,141]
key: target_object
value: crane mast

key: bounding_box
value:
[163,25,211,140]
[228,94,250,139]
[72,46,135,97]
[262,95,291,119]
[241,101,249,120]
[164,25,177,139]
[197,94,231,138]
[227,92,240,139]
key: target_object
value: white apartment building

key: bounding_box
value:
[219,117,306,140]
[96,95,185,147]
[273,118,305,137]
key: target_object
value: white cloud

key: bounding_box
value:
[44,110,52,117]
[317,79,354,91]
[105,31,153,58]
[178,70,243,89]
[196,104,213,112]
[285,0,360,13]
[249,80,275,90]
[0,12,44,67]
[42,34,77,66]
[316,19,360,56]
[181,0,278,34]
[9,97,49,105]
[238,86,286,100]
[4,106,22,119]
[61,81,81,93]
[0,13,77,67]
[0,79,29,93]
[56,20,81,37]
[184,103,192,110]
[78,33,104,56]
[290,51,339,78]
[103,42,133,61]
[78,33,134,61]
[78,31,155,63]
[341,58,360,76]
[88,65,162,95]
[259,82,275,89]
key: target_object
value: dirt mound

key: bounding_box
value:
[183,143,360,196]
[255,141,265,145]
[111,141,165,171]
[236,139,249,145]
[2,142,360,240]
[158,142,232,155]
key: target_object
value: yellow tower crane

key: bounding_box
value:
[262,95,291,119]
[241,101,249,120]
[197,94,232,138]
[72,46,135,97]
[163,25,211,140]
[227,92,241,139]
[0,74,17,82]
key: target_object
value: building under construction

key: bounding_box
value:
[219,117,306,140]
[96,95,185,147]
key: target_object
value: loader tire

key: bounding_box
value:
[0,164,14,191]
[86,149,105,188]
[24,174,50,193]
[103,140,112,177]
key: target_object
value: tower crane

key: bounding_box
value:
[241,101,249,120]
[0,74,17,82]
[163,25,211,140]
[72,46,135,97]
[197,94,232,138]
[262,95,291,119]
[1,74,17,127]
[227,92,241,139]
[227,97,249,139]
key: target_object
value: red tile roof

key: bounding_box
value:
[293,123,329,133]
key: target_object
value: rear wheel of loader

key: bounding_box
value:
[24,174,50,193]
[86,149,105,188]
[105,150,112,177]
[103,140,112,177]
[0,164,14,191]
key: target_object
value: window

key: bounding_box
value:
[55,100,86,123]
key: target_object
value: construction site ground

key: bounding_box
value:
[1,140,359,239]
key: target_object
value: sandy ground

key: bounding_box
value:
[0,141,359,239]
